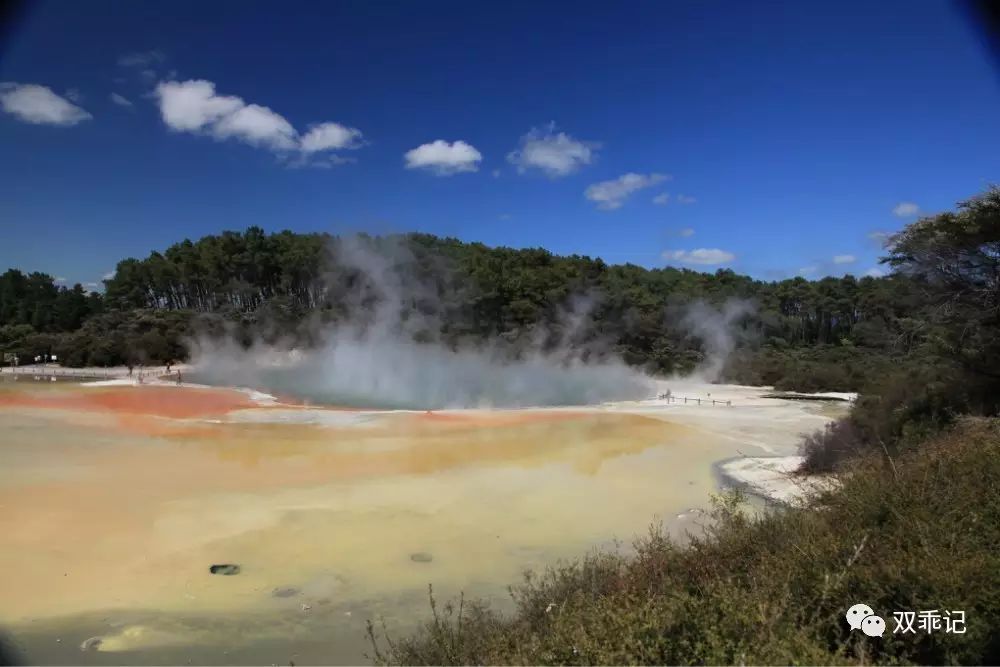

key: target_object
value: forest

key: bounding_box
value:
[1,209,928,394]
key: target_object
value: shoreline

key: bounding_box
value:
[715,455,838,506]
[0,376,848,663]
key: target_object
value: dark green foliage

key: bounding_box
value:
[2,187,998,395]
[369,419,1000,665]
[0,270,102,334]
[797,187,1000,471]
[798,418,864,474]
[1,228,923,382]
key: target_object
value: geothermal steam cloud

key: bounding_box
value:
[189,236,752,408]
[190,236,653,409]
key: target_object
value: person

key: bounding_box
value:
[127,363,133,377]
[176,370,182,385]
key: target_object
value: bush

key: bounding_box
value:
[798,418,864,474]
[369,419,1000,665]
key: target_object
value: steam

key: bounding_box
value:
[679,298,755,381]
[189,236,653,409]
[191,337,649,409]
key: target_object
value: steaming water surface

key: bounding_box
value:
[189,337,654,409]
[0,379,740,665]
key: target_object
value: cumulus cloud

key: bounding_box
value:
[832,254,856,264]
[585,172,669,210]
[154,79,363,165]
[404,139,482,175]
[0,83,92,126]
[110,92,133,107]
[799,265,819,276]
[652,192,670,205]
[678,227,695,237]
[868,230,891,243]
[300,122,363,153]
[676,194,697,204]
[212,103,298,150]
[507,124,598,177]
[102,271,116,280]
[156,80,242,131]
[865,267,887,278]
[664,248,735,266]
[892,201,919,217]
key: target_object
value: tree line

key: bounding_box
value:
[3,187,997,398]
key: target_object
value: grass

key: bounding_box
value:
[367,419,1000,665]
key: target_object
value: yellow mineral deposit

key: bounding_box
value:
[0,379,841,664]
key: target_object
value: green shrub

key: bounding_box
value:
[369,419,1000,665]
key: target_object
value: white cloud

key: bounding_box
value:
[676,194,697,204]
[868,230,891,243]
[154,79,363,165]
[585,172,669,210]
[652,193,670,205]
[799,265,819,276]
[507,124,598,177]
[664,248,735,266]
[832,254,856,264]
[212,103,297,150]
[0,83,92,126]
[404,140,482,175]
[498,213,512,220]
[64,88,82,103]
[678,227,695,237]
[110,92,133,108]
[156,80,242,132]
[102,271,115,280]
[300,122,363,153]
[55,276,66,284]
[492,169,501,178]
[84,282,100,290]
[865,267,887,278]
[892,201,919,217]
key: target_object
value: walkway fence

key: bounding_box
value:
[0,366,174,381]
[1,366,117,380]
[658,393,732,407]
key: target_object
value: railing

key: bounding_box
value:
[657,393,732,406]
[1,365,183,383]
[1,366,117,379]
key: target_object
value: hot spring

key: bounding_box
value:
[0,375,840,665]
[188,336,654,409]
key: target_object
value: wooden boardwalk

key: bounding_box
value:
[658,393,732,406]
[0,365,176,381]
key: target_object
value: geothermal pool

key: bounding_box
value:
[0,377,838,665]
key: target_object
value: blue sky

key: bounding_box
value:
[1,0,998,289]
